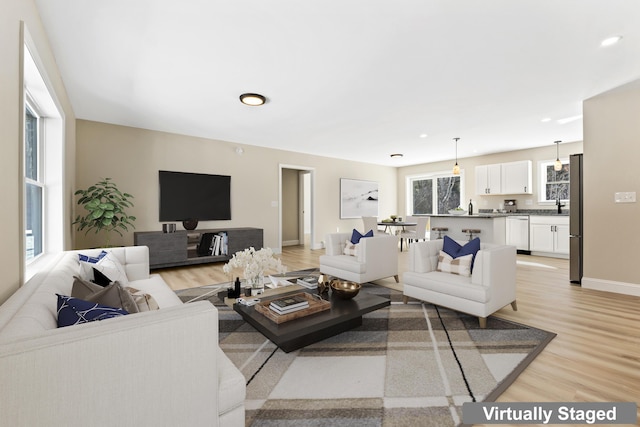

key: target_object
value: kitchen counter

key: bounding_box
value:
[477,209,569,216]
[430,215,506,244]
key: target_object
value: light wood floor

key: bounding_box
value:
[158,245,640,421]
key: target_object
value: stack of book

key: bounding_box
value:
[269,294,310,315]
[296,275,318,289]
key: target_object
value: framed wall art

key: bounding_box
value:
[340,178,379,219]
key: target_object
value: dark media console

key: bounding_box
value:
[134,227,263,269]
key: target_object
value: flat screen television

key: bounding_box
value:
[159,170,231,221]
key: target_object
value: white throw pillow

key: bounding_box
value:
[436,250,472,277]
[79,250,130,286]
[343,241,359,256]
[125,287,160,312]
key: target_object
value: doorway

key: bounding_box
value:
[279,165,315,252]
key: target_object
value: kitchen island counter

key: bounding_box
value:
[430,215,507,244]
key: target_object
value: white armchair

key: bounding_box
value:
[402,239,517,328]
[320,232,399,284]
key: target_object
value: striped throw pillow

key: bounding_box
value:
[436,250,473,277]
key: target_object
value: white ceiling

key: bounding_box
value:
[34,0,640,167]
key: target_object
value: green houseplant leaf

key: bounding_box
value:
[72,177,136,247]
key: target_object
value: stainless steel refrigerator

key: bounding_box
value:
[569,153,583,284]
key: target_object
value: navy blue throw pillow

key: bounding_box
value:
[350,229,374,244]
[442,236,481,270]
[57,294,128,328]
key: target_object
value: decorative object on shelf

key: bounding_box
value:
[182,218,198,230]
[72,177,136,247]
[330,280,361,300]
[452,137,461,175]
[340,178,379,219]
[468,199,474,215]
[553,140,563,171]
[162,223,176,233]
[223,247,287,293]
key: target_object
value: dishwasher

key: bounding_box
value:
[506,216,530,252]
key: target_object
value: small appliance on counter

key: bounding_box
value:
[504,199,517,213]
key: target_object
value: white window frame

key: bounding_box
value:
[538,159,570,204]
[22,25,66,282]
[24,98,45,263]
[405,170,465,215]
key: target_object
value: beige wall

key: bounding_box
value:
[583,80,640,295]
[0,0,76,304]
[397,141,583,216]
[75,120,398,251]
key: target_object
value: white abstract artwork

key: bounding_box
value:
[340,178,379,219]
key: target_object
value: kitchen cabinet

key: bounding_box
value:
[501,160,532,194]
[529,216,569,256]
[476,164,502,195]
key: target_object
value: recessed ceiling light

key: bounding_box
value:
[601,36,622,47]
[239,93,266,106]
[390,153,403,158]
[419,134,428,138]
[541,117,552,123]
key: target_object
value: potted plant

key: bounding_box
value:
[73,177,136,247]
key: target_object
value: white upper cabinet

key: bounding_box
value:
[501,160,532,194]
[476,160,532,195]
[476,164,502,195]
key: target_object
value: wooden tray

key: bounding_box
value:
[255,292,330,324]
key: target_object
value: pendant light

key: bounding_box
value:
[452,137,461,175]
[553,140,562,171]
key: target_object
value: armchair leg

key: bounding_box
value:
[479,317,487,329]
[403,295,409,304]
[394,275,399,283]
[511,300,518,311]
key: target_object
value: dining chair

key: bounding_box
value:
[361,216,383,234]
[399,216,429,251]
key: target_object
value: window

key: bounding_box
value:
[25,104,44,261]
[539,160,570,203]
[22,30,65,279]
[407,172,463,215]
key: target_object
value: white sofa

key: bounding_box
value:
[319,232,399,284]
[402,239,517,328]
[0,246,245,427]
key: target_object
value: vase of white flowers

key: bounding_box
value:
[222,247,287,293]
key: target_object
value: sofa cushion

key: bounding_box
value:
[318,254,367,274]
[79,250,130,286]
[128,275,184,309]
[403,271,489,303]
[350,228,373,244]
[72,277,140,314]
[443,236,480,270]
[125,287,160,312]
[343,241,359,256]
[436,251,472,277]
[56,294,129,327]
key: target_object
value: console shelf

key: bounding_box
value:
[134,227,263,269]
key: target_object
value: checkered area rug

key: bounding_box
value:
[176,283,554,427]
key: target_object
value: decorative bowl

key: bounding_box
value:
[448,209,467,216]
[330,280,361,300]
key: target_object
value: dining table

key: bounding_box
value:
[377,221,417,234]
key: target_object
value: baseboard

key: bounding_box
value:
[282,240,300,247]
[582,277,640,297]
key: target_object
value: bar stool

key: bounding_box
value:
[431,227,448,239]
[462,228,481,241]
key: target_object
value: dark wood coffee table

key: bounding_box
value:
[233,288,390,352]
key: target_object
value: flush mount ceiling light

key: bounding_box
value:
[601,35,623,47]
[452,137,461,175]
[419,134,428,138]
[390,153,403,158]
[554,140,563,171]
[239,93,266,106]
